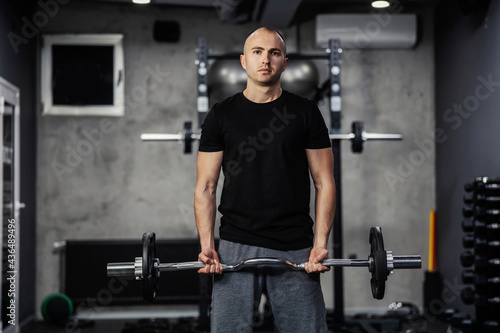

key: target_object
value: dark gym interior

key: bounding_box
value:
[1,0,500,332]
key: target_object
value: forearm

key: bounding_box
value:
[194,179,223,274]
[313,180,336,249]
[194,182,218,251]
[305,178,335,273]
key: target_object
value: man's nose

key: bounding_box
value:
[261,53,270,63]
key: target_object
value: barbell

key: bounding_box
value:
[107,227,421,302]
[140,121,402,154]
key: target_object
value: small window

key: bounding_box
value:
[40,34,124,116]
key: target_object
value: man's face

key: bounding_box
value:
[240,29,288,87]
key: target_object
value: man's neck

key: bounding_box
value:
[242,83,283,104]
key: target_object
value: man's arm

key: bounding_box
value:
[305,147,336,273]
[194,151,224,274]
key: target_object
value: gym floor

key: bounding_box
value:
[20,316,455,333]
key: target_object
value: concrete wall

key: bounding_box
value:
[36,1,435,317]
[339,9,435,312]
[435,0,500,317]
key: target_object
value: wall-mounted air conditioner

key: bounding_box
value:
[316,13,417,49]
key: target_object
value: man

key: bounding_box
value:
[194,26,335,332]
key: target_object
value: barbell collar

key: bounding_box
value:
[387,251,394,273]
[135,257,142,279]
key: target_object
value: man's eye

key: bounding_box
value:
[254,50,261,54]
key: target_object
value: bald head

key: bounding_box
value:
[243,27,287,56]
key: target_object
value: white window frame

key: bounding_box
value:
[40,34,125,116]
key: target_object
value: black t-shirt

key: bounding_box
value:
[199,90,331,251]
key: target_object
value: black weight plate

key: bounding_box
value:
[351,121,364,153]
[142,232,159,302]
[183,121,193,154]
[369,227,388,299]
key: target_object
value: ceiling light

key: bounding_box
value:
[132,0,150,4]
[371,1,390,8]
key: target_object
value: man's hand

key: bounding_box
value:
[305,246,330,273]
[198,248,223,274]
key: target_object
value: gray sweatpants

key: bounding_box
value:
[210,240,328,333]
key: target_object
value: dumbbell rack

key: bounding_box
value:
[455,177,500,333]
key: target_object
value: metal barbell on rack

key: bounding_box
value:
[140,121,402,154]
[107,227,421,302]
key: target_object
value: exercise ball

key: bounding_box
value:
[281,60,319,99]
[208,59,247,102]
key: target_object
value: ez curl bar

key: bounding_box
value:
[107,227,421,302]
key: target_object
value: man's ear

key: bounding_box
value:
[282,57,288,72]
[240,54,246,70]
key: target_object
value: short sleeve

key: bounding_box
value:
[198,105,224,152]
[305,101,331,149]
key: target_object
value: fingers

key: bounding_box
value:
[196,248,331,274]
[197,251,223,275]
[198,260,223,274]
[305,260,330,273]
[305,247,330,273]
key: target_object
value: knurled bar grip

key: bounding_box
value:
[107,255,421,277]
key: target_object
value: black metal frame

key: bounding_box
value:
[328,39,346,326]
